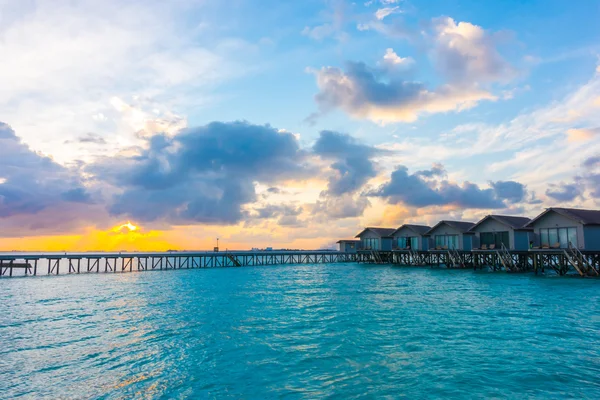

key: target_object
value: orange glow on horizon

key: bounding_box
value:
[0,222,337,252]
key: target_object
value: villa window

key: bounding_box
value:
[435,235,459,249]
[362,238,379,250]
[539,227,578,248]
[480,231,509,248]
[397,237,418,249]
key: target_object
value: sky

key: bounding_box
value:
[0,0,599,251]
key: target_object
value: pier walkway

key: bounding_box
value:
[356,249,600,277]
[3,249,600,278]
[0,250,357,278]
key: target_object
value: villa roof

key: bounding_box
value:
[336,240,360,243]
[425,220,475,235]
[468,215,532,232]
[391,224,432,236]
[354,227,396,238]
[525,208,600,227]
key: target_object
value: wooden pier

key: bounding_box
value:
[358,248,600,277]
[0,250,358,278]
[3,248,600,278]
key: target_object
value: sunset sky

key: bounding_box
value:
[0,0,599,251]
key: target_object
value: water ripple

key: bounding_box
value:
[1,264,600,398]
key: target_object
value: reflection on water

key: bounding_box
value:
[1,264,600,398]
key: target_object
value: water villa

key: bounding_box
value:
[343,208,600,276]
[390,224,431,251]
[336,240,359,253]
[424,221,476,251]
[525,208,600,250]
[468,215,532,251]
[354,227,396,251]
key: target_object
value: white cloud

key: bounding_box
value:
[382,48,413,67]
[314,16,517,124]
[566,128,599,142]
[375,66,600,208]
[302,24,335,40]
[0,0,242,164]
[429,17,516,84]
[311,62,496,123]
[375,6,400,20]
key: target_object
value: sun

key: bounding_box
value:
[113,221,139,233]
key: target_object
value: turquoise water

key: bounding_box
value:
[1,264,600,399]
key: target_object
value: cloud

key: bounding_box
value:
[0,122,105,237]
[375,6,400,20]
[313,130,384,196]
[311,60,496,123]
[545,181,584,202]
[252,204,304,226]
[543,156,600,202]
[313,193,371,219]
[584,155,600,169]
[300,0,349,41]
[586,174,600,198]
[489,180,527,203]
[69,133,107,145]
[0,0,244,164]
[0,122,93,218]
[566,127,599,142]
[334,16,516,123]
[429,17,516,84]
[89,121,312,225]
[382,48,413,68]
[302,24,335,40]
[369,164,527,209]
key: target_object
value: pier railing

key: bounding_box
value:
[0,250,357,278]
[3,248,600,278]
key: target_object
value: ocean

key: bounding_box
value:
[1,263,599,398]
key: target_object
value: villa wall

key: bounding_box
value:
[392,228,424,251]
[428,224,466,250]
[472,218,515,249]
[583,226,600,250]
[532,212,585,248]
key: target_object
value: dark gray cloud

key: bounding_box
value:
[545,182,583,202]
[544,156,600,202]
[583,155,600,169]
[309,130,382,219]
[370,164,526,209]
[490,180,526,203]
[252,204,304,227]
[313,130,383,196]
[312,194,370,219]
[89,121,311,225]
[77,133,107,145]
[587,174,600,198]
[254,204,302,219]
[0,122,93,219]
[415,163,446,178]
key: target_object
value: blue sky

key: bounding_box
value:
[0,0,599,250]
